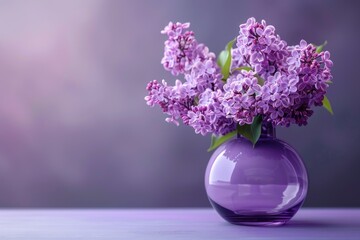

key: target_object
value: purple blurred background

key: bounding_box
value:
[0,0,359,208]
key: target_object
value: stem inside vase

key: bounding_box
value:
[261,121,276,138]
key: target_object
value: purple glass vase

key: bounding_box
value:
[205,124,308,226]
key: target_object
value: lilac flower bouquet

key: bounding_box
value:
[145,18,333,150]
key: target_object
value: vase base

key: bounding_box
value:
[208,198,303,226]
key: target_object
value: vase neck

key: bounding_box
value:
[261,122,276,138]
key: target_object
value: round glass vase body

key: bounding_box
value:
[205,125,308,226]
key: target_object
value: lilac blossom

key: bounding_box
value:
[161,22,223,92]
[146,21,227,135]
[233,17,289,78]
[222,70,262,125]
[161,22,195,76]
[256,72,308,126]
[145,79,195,126]
[145,19,333,137]
[287,40,333,106]
[184,89,236,135]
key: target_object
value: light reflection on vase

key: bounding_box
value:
[205,124,308,226]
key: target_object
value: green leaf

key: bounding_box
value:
[207,130,237,152]
[217,50,227,70]
[315,40,327,53]
[322,95,334,115]
[237,115,262,146]
[217,38,236,81]
[194,96,199,105]
[256,75,265,86]
[231,66,253,72]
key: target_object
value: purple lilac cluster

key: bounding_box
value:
[145,22,235,135]
[228,18,333,126]
[184,89,236,135]
[222,70,261,125]
[160,22,223,91]
[145,18,333,136]
[233,18,289,78]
